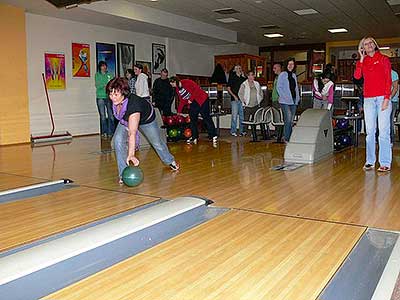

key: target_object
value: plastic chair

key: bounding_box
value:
[270,107,284,143]
[243,108,265,142]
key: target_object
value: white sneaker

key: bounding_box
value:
[231,132,238,137]
[169,161,180,171]
[212,136,218,143]
[186,137,198,144]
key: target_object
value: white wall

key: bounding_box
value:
[26,13,259,135]
[26,13,165,136]
[166,38,214,76]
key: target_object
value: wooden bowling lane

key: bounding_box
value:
[0,173,45,192]
[0,186,158,252]
[2,136,400,230]
[43,210,364,300]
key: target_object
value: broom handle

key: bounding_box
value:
[42,73,55,136]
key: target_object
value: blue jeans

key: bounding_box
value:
[280,104,297,141]
[112,121,175,176]
[364,96,392,167]
[390,101,398,143]
[96,98,115,135]
[230,100,244,134]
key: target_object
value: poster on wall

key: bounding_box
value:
[96,42,116,77]
[72,43,90,77]
[44,52,66,90]
[152,43,166,74]
[117,43,135,77]
[136,60,152,88]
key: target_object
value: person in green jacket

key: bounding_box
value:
[95,61,114,138]
[272,63,282,108]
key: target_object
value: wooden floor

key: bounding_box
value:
[1,134,399,299]
[43,210,364,300]
[0,173,44,192]
[0,186,157,252]
[1,135,399,229]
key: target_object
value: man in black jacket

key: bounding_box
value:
[153,68,174,116]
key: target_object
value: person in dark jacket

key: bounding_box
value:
[153,68,174,116]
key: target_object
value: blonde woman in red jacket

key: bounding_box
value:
[169,77,217,144]
[354,36,392,172]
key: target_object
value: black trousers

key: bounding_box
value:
[189,99,217,139]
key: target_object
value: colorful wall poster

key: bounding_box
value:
[117,43,135,77]
[96,42,116,77]
[44,52,66,90]
[72,43,90,77]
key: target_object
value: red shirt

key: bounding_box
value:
[176,79,208,113]
[354,51,392,100]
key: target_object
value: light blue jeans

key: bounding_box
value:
[231,100,244,134]
[280,103,297,141]
[364,96,392,167]
[112,120,175,176]
[390,101,398,143]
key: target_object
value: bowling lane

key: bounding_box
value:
[0,173,45,192]
[0,186,158,252]
[43,210,364,300]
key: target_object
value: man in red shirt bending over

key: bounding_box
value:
[169,77,217,145]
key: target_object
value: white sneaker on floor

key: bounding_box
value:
[186,137,198,144]
[212,136,218,143]
[169,161,180,171]
[231,132,238,137]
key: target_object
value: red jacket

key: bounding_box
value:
[354,51,392,100]
[176,79,208,113]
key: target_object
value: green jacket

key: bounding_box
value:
[272,77,279,102]
[95,72,113,98]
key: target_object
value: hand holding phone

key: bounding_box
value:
[358,48,366,62]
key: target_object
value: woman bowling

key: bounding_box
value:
[354,36,392,172]
[107,77,180,184]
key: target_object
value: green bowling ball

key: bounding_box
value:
[121,166,144,187]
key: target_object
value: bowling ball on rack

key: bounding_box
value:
[183,128,192,138]
[340,135,352,146]
[166,116,175,126]
[168,128,178,138]
[336,119,349,129]
[334,137,342,150]
[172,114,180,124]
[185,116,191,124]
[177,115,185,124]
[121,166,144,187]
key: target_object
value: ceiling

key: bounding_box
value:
[3,0,400,47]
[127,0,400,46]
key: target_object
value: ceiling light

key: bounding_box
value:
[379,46,390,50]
[387,0,400,5]
[328,28,348,33]
[293,9,319,15]
[259,24,280,29]
[213,8,240,14]
[264,33,284,38]
[65,4,78,9]
[255,0,263,3]
[216,17,240,23]
[150,0,158,2]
